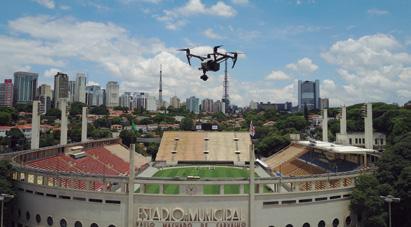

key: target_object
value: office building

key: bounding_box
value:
[13,71,38,104]
[75,73,87,103]
[249,101,258,110]
[298,80,320,111]
[257,102,292,112]
[213,100,225,113]
[0,79,14,107]
[186,96,200,114]
[105,81,119,107]
[53,72,69,109]
[86,85,104,106]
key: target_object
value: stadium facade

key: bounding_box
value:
[5,128,378,227]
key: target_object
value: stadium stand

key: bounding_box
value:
[263,143,309,170]
[156,131,251,163]
[299,151,359,172]
[273,159,325,176]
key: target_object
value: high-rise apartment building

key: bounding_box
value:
[298,80,320,111]
[119,92,133,109]
[186,96,200,114]
[38,84,52,114]
[86,85,104,106]
[147,95,157,112]
[13,71,38,104]
[75,73,87,103]
[170,96,180,109]
[105,81,119,107]
[53,72,69,109]
[68,81,76,103]
[202,98,214,113]
[320,98,329,110]
[0,79,14,107]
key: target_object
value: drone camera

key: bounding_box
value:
[200,75,208,81]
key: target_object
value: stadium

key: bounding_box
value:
[5,128,378,227]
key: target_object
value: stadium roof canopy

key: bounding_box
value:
[297,140,376,155]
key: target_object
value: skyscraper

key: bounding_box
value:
[119,92,132,109]
[75,73,87,103]
[53,72,69,109]
[186,96,200,114]
[105,81,119,107]
[13,71,38,104]
[86,85,104,106]
[68,81,76,103]
[298,80,320,111]
[0,79,13,107]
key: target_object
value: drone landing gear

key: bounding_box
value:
[200,74,208,81]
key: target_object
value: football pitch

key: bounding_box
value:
[140,166,260,194]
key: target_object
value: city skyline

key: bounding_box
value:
[1,0,410,106]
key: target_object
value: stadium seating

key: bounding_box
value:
[299,151,359,172]
[264,144,309,170]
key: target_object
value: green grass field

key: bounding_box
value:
[140,166,260,194]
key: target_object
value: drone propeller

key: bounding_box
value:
[178,48,192,65]
[213,45,223,54]
[228,52,240,68]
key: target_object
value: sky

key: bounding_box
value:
[0,0,411,107]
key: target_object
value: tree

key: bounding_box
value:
[0,160,14,195]
[40,131,58,147]
[6,128,28,151]
[68,127,82,142]
[90,128,111,139]
[15,103,32,112]
[0,112,12,125]
[350,175,386,227]
[180,117,193,131]
[255,132,290,157]
[90,105,109,115]
[69,102,86,116]
[119,130,138,147]
[46,108,61,117]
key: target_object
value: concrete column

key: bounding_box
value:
[127,144,135,227]
[322,109,328,142]
[340,106,347,135]
[60,98,68,145]
[364,103,373,149]
[31,100,40,149]
[248,144,255,227]
[81,107,88,142]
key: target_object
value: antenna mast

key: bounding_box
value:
[222,59,230,113]
[159,65,163,110]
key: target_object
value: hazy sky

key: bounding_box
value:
[1,0,410,106]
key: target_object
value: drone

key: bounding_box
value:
[178,45,240,81]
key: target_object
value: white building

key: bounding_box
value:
[105,81,119,107]
[336,132,386,150]
[146,95,157,112]
[86,85,104,106]
[249,100,258,110]
[119,92,132,109]
[75,73,87,103]
[170,96,180,108]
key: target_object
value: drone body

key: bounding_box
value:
[178,45,240,81]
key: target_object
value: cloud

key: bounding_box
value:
[87,80,100,86]
[157,0,236,30]
[44,68,61,78]
[203,28,223,40]
[0,15,302,107]
[367,8,389,16]
[321,34,411,105]
[33,0,55,9]
[231,0,248,5]
[265,70,291,81]
[286,57,318,74]
[272,25,331,38]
